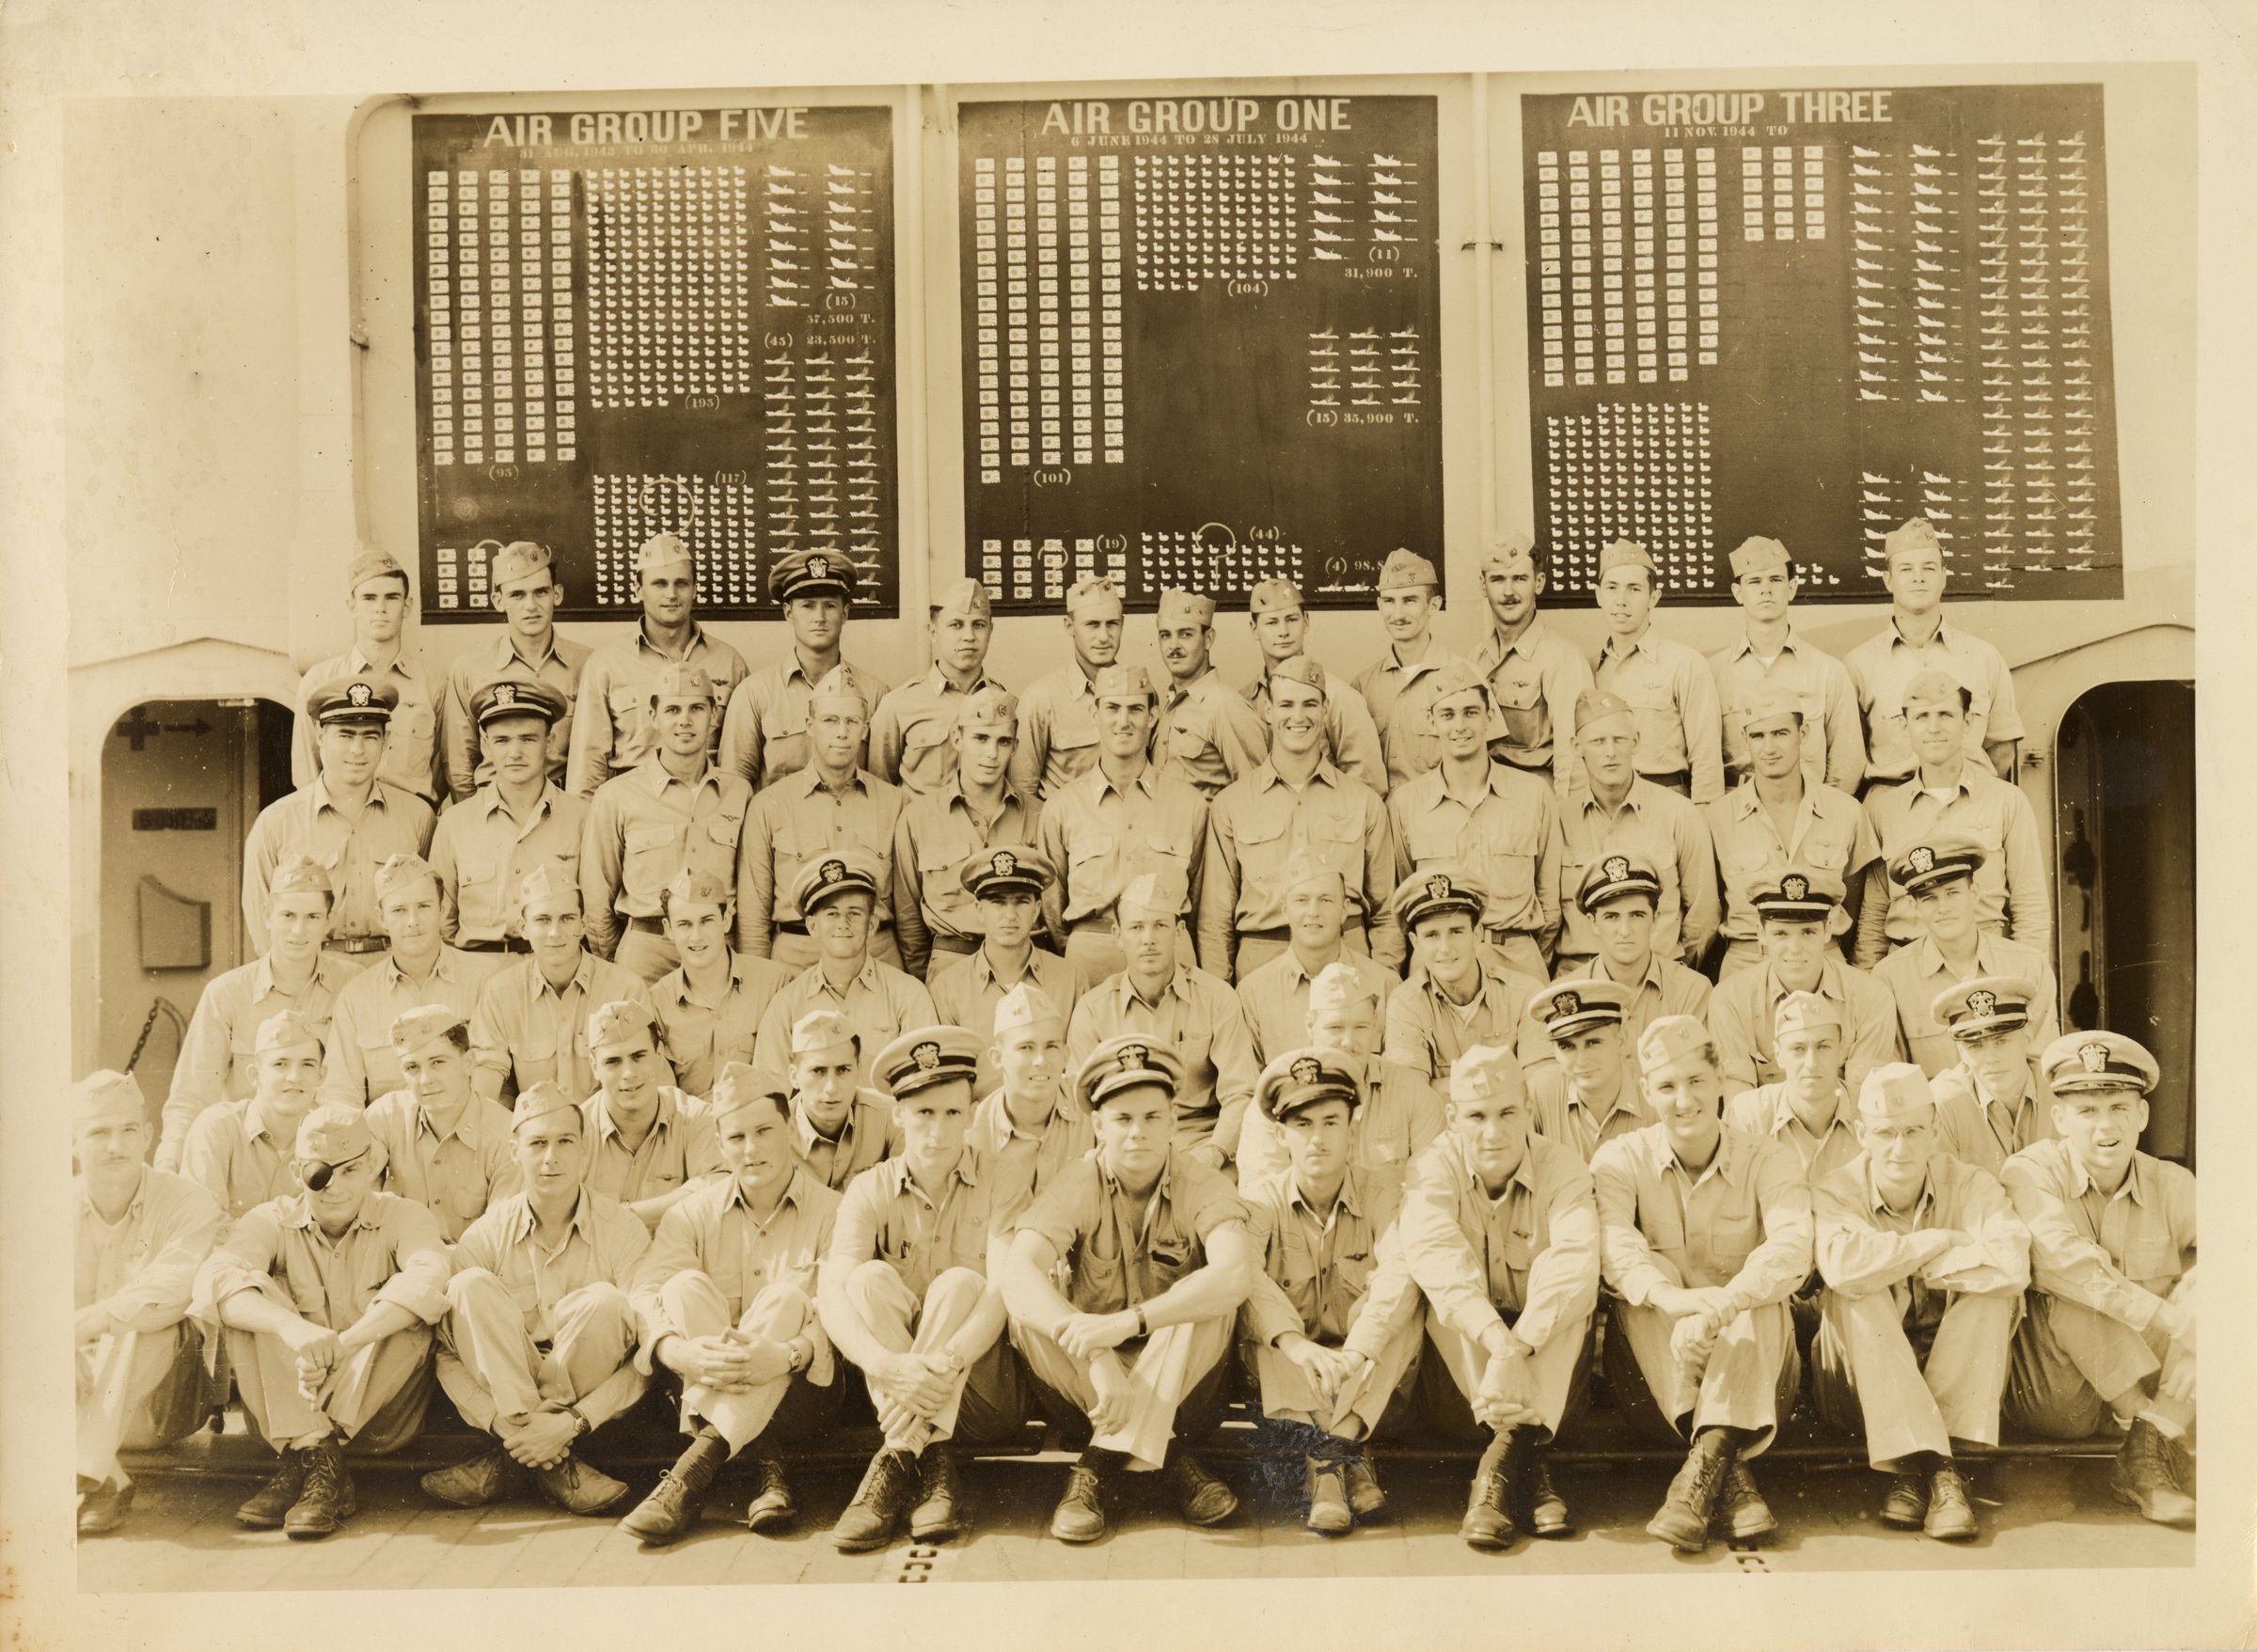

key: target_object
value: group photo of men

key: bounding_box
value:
[76,513,2194,1565]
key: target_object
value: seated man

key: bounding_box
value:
[646,869,792,1100]
[1928,975,2057,1176]
[1399,1046,1602,1550]
[320,854,489,1107]
[182,1011,329,1219]
[1234,855,1400,1064]
[1523,980,1648,1164]
[971,983,1093,1231]
[621,1065,842,1545]
[1066,869,1260,1172]
[1871,835,2058,1070]
[423,1080,651,1518]
[819,1027,1027,1552]
[1529,854,1712,1071]
[996,1038,1257,1544]
[191,1105,450,1539]
[784,1009,901,1192]
[1236,961,1444,1203]
[1811,1064,2029,1544]
[751,849,937,1087]
[470,863,657,1104]
[579,1000,720,1231]
[1707,868,1902,1096]
[2002,1031,2196,1528]
[1238,1048,1425,1536]
[928,846,1082,1101]
[73,1071,225,1536]
[1723,992,1864,1184]
[365,1005,521,1242]
[1591,1017,1812,1553]
[1382,867,1544,1084]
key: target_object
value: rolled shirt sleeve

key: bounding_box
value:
[99,1179,227,1333]
[2000,1154,2170,1333]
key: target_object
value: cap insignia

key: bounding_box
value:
[347,683,372,708]
[992,850,1017,877]
[807,556,829,580]
[1908,846,1935,874]
[1290,1056,1321,1087]
[2078,1041,2109,1074]
[1966,989,1997,1018]
[913,1040,941,1071]
[1119,1044,1149,1072]
[1782,874,1808,902]
[1602,855,1630,883]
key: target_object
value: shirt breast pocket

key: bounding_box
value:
[1277,1226,1320,1289]
[1146,1235,1195,1293]
[1070,1242,1128,1310]
[625,821,682,882]
[1140,829,1193,881]
[393,700,434,749]
[607,688,648,747]
[458,856,497,901]
[1801,826,1852,873]
[2123,1234,2182,1285]
[1066,832,1115,879]
[1708,1211,1761,1269]
[691,811,743,879]
[902,729,953,783]
[1051,704,1099,758]
[1405,818,1462,866]
[1641,1201,1686,1253]
[759,700,808,743]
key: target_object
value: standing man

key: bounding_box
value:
[1589,540,1724,802]
[1707,536,1865,794]
[1722,993,1865,1183]
[1555,692,1718,972]
[244,678,436,956]
[292,548,443,805]
[1352,546,1471,790]
[441,541,592,800]
[1237,1048,1427,1537]
[1859,670,2050,959]
[1399,1046,1602,1550]
[2002,1032,2196,1527]
[1239,578,1387,793]
[972,983,1093,1231]
[1705,685,1882,978]
[619,1066,841,1545]
[1926,976,2058,1176]
[1847,517,2024,786]
[421,1080,650,1518]
[647,870,791,1099]
[159,857,358,1172]
[1383,867,1546,1085]
[996,1039,1257,1545]
[751,853,937,1087]
[1708,870,1903,1097]
[73,1071,225,1536]
[739,666,905,971]
[319,855,488,1107]
[1591,1017,1812,1553]
[364,1005,522,1242]
[929,847,1083,1101]
[819,1027,1026,1552]
[566,531,749,797]
[1234,856,1400,1064]
[1200,655,1402,983]
[469,864,656,1105]
[1067,871,1261,1172]
[1035,663,1208,987]
[1472,535,1595,799]
[1873,840,2058,1073]
[780,1009,901,1192]
[431,679,588,958]
[1152,587,1270,798]
[578,1000,718,1231]
[182,1012,330,1219]
[581,664,753,983]
[1523,980,1648,1164]
[1387,661,1564,981]
[1535,856,1712,1069]
[891,685,1036,982]
[192,1105,451,1539]
[1810,1063,2028,1545]
[868,576,1003,799]
[719,548,891,791]
[1011,574,1124,801]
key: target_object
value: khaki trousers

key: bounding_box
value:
[1424,1305,1594,1441]
[841,1261,1025,1452]
[228,1323,436,1454]
[1810,1286,2016,1469]
[78,1322,206,1486]
[2006,1277,2196,1440]
[1013,1311,1234,1471]
[436,1267,646,1434]
[659,1272,835,1455]
[1605,1295,1800,1460]
[1245,1307,1424,1441]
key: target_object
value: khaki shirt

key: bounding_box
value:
[581,1087,721,1205]
[1036,763,1208,932]
[293,647,445,802]
[318,947,490,1108]
[650,954,793,1098]
[1235,1059,1445,1204]
[77,1170,225,1331]
[1590,1123,1814,1312]
[565,623,750,797]
[1520,953,1712,1074]
[1397,1132,1602,1353]
[242,779,436,952]
[192,1189,452,1330]
[159,953,361,1172]
[1198,762,1402,976]
[1930,1066,2060,1181]
[1846,616,2025,786]
[430,782,588,947]
[182,1096,308,1219]
[1152,668,1270,798]
[1594,629,1726,802]
[581,758,753,957]
[1473,618,1595,795]
[792,1091,901,1192]
[1240,667,1389,795]
[1704,779,1881,946]
[718,653,891,792]
[2000,1141,2194,1335]
[1240,1165,1420,1360]
[1708,953,1904,1097]
[1556,780,1719,966]
[1528,1064,1649,1165]
[1723,1085,1863,1185]
[969,1089,1094,1232]
[1066,965,1261,1153]
[1384,955,1547,1084]
[1009,663,1105,801]
[628,1167,840,1378]
[1016,1148,1251,1314]
[929,945,1084,1099]
[1389,761,1565,947]
[470,952,664,1102]
[1874,932,2059,1077]
[1235,947,1401,1065]
[1813,1154,2029,1334]
[751,959,937,1089]
[442,628,593,800]
[365,1089,523,1241]
[831,1149,998,1301]
[868,668,1006,799]
[1708,630,1866,795]
[892,779,1040,974]
[1861,763,2052,955]
[1351,636,1476,791]
[740,766,903,955]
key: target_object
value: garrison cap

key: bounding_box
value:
[790,846,882,916]
[1377,547,1441,591]
[487,540,554,586]
[585,999,657,1053]
[1247,577,1304,616]
[1279,851,1345,897]
[1308,959,1381,1017]
[1270,653,1327,694]
[1256,1046,1363,1122]
[255,1009,325,1056]
[1598,540,1657,580]
[1116,866,1190,922]
[1576,850,1662,914]
[1751,866,1844,924]
[1573,689,1634,733]
[309,676,398,728]
[634,532,694,574]
[1157,588,1216,625]
[1890,837,1984,896]
[1089,663,1158,704]
[930,575,993,620]
[710,1062,792,1122]
[956,684,1018,732]
[1531,979,1630,1040]
[1428,659,1492,707]
[2041,1031,2159,1095]
[1728,536,1793,579]
[1636,1014,1715,1077]
[769,548,856,603]
[959,844,1053,900]
[791,1008,860,1057]
[1883,517,1944,565]
[511,1080,581,1130]
[876,1025,984,1100]
[1735,683,1807,732]
[518,859,580,912]
[1074,1035,1184,1113]
[807,663,873,714]
[1857,1062,1937,1124]
[1773,990,1843,1040]
[1448,1044,1527,1106]
[1065,574,1124,616]
[1479,531,1539,574]
[648,663,715,707]
[295,1104,374,1167]
[373,853,441,906]
[662,867,734,914]
[73,1069,147,1125]
[1393,865,1486,931]
[346,548,410,595]
[1933,974,2038,1039]
[471,677,567,729]
[269,855,335,902]
[1900,668,1970,715]
[992,981,1065,1040]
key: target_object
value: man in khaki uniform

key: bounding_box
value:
[868,576,1005,800]
[580,1000,719,1230]
[292,548,444,804]
[971,983,1094,1232]
[2002,1032,2196,1527]
[1399,1045,1602,1550]
[1555,691,1718,971]
[1237,1048,1425,1535]
[1590,541,1724,802]
[1472,535,1594,798]
[1591,1016,1812,1553]
[1239,578,1387,793]
[440,540,592,799]
[1871,839,2058,1069]
[1352,547,1475,790]
[1810,1063,2028,1543]
[1723,992,1865,1185]
[321,855,490,1106]
[819,1026,1028,1551]
[1523,979,1648,1164]
[1382,868,1545,1085]
[432,678,589,958]
[1234,855,1401,1063]
[1152,587,1270,798]
[1707,536,1865,795]
[750,851,937,1087]
[183,1011,330,1219]
[73,1071,225,1536]
[996,1039,1257,1544]
[892,685,1038,980]
[718,548,891,790]
[422,1080,650,1518]
[782,1008,901,1192]
[928,847,1082,1101]
[365,1005,522,1242]
[619,1066,842,1544]
[1011,574,1125,801]
[193,1105,450,1539]
[646,869,792,1099]
[1926,975,2058,1176]
[470,864,658,1104]
[1529,855,1712,1073]
[1707,869,1902,1097]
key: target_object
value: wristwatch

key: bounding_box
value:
[786,1336,813,1375]
[1133,1305,1150,1339]
[564,1405,592,1440]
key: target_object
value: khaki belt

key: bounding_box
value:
[458,936,531,954]
[327,935,390,955]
